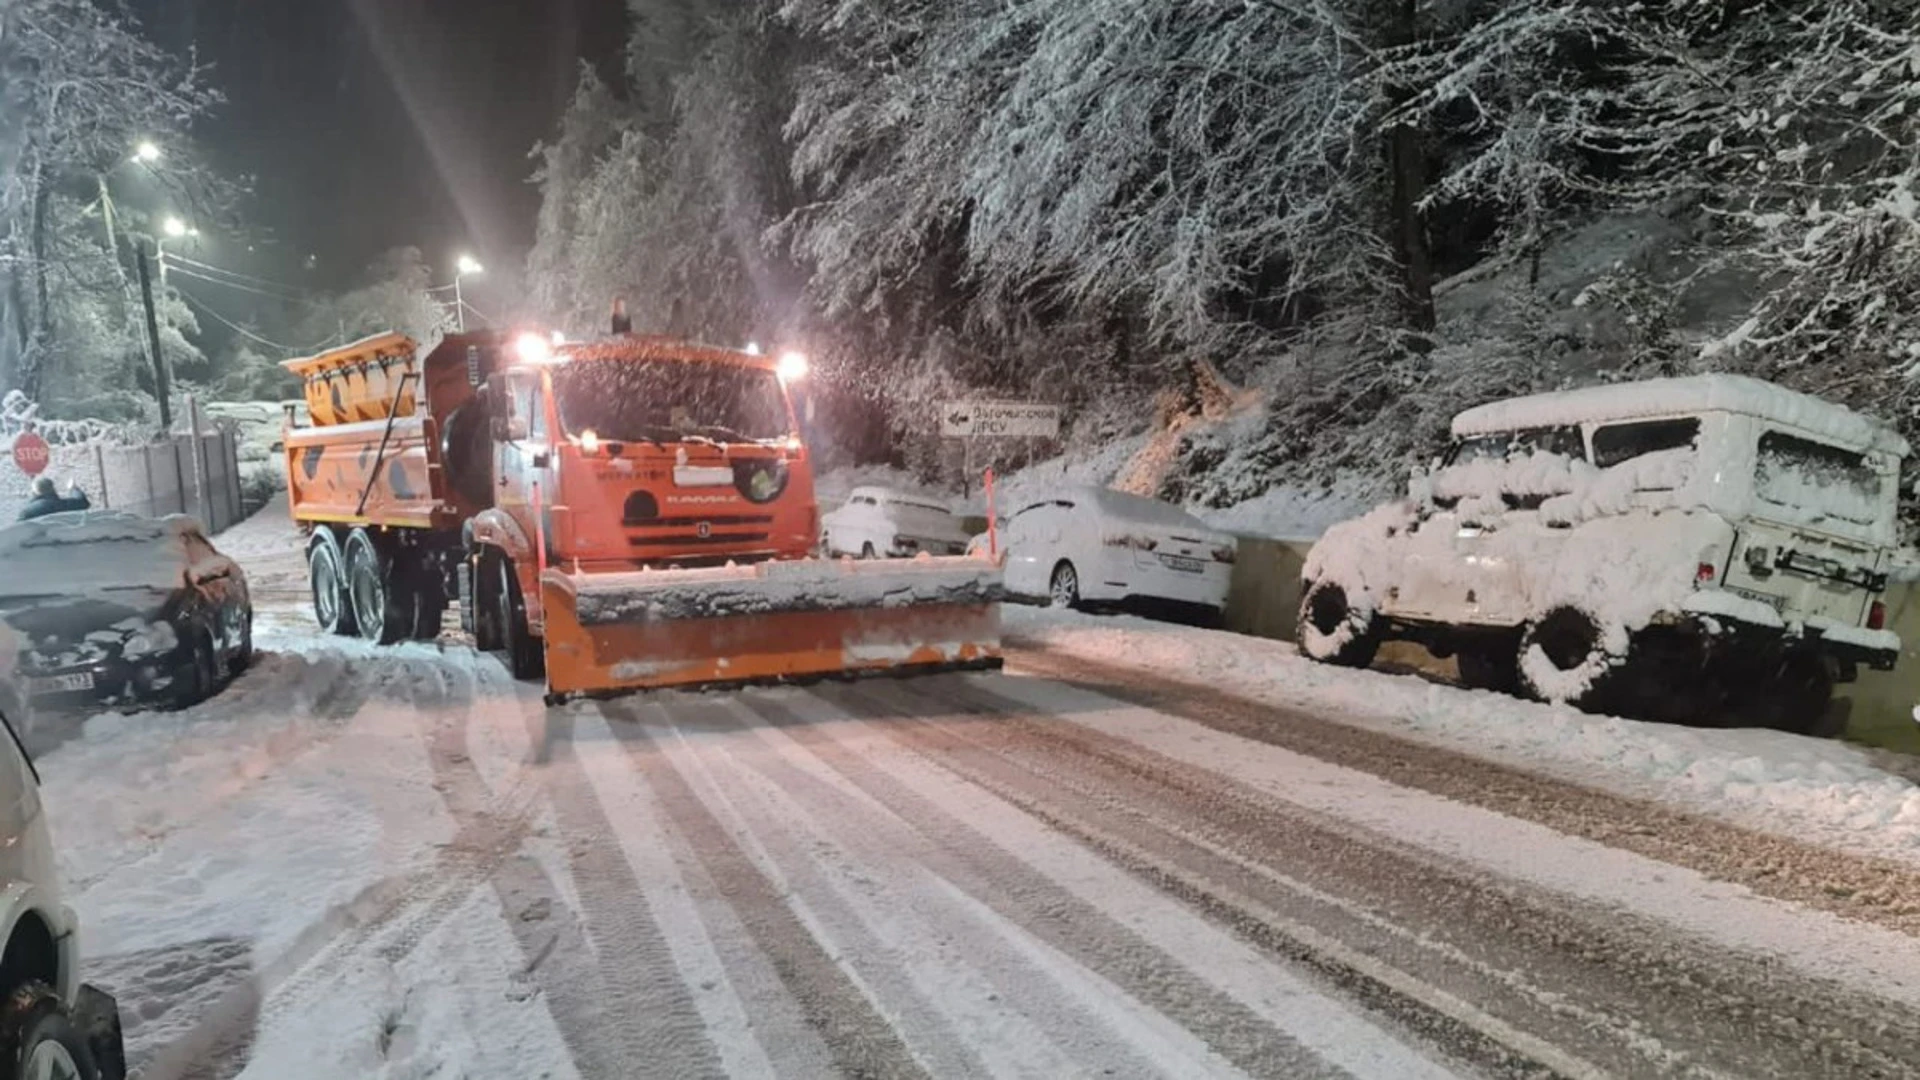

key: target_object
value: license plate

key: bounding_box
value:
[1725,586,1787,612]
[1160,554,1204,574]
[27,672,94,696]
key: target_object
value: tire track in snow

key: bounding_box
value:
[1010,646,1920,936]
[646,697,1092,1079]
[720,689,1441,1080]
[533,704,731,1080]
[730,689,1355,1080]
[869,675,1920,1080]
[597,697,933,1080]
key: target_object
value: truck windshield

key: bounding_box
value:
[551,358,791,443]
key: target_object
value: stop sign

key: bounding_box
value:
[10,432,49,478]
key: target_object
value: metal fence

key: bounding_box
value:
[1,427,244,533]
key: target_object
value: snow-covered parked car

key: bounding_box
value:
[0,647,127,1079]
[1299,374,1905,732]
[1001,486,1237,619]
[0,512,252,713]
[821,486,970,558]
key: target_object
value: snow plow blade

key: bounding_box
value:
[540,557,1004,696]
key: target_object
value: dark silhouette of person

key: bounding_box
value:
[16,476,91,521]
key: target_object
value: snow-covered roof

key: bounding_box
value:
[1451,375,1909,457]
[0,512,210,598]
[848,486,952,513]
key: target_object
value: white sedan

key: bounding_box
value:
[998,486,1237,617]
[821,486,972,559]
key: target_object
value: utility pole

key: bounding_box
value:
[136,242,173,429]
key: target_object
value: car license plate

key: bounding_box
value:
[1160,554,1204,574]
[27,672,94,696]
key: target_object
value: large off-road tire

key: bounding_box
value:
[1456,645,1519,694]
[1517,606,1622,709]
[1049,561,1082,609]
[307,530,355,637]
[2,983,99,1080]
[494,554,545,681]
[1296,580,1380,669]
[345,529,412,646]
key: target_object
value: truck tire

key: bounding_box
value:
[345,529,413,646]
[2,982,100,1080]
[1297,580,1380,668]
[494,555,545,681]
[307,530,356,637]
[1517,606,1621,709]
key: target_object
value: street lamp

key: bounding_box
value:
[454,254,483,332]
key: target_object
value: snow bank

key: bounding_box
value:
[1007,608,1920,867]
[1452,373,1909,456]
[564,557,1004,624]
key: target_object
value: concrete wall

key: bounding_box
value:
[1,432,245,534]
[1219,535,1919,749]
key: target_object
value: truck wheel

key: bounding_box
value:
[345,529,412,646]
[2,983,99,1080]
[1297,580,1380,668]
[307,530,356,636]
[1518,607,1621,709]
[495,556,545,681]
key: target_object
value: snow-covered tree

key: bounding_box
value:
[0,0,221,412]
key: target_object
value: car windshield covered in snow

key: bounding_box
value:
[1756,431,1887,527]
[551,358,791,443]
[0,514,201,600]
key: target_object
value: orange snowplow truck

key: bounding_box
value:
[282,328,1002,699]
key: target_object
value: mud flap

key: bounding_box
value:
[73,984,125,1080]
[540,558,1004,696]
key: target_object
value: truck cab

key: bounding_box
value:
[474,333,817,575]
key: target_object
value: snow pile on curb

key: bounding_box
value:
[1007,607,1920,866]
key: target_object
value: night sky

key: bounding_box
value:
[131,0,627,295]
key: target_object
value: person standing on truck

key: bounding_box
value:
[16,476,92,521]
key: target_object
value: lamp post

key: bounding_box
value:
[454,254,483,332]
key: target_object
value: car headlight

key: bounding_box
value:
[123,621,180,660]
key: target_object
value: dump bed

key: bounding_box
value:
[282,332,491,531]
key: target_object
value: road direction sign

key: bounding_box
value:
[940,401,1060,439]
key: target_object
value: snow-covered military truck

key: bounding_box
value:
[1298,374,1906,732]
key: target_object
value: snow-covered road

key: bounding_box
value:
[34,505,1920,1078]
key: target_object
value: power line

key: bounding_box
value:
[166,254,314,301]
[174,285,341,355]
[165,263,319,307]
